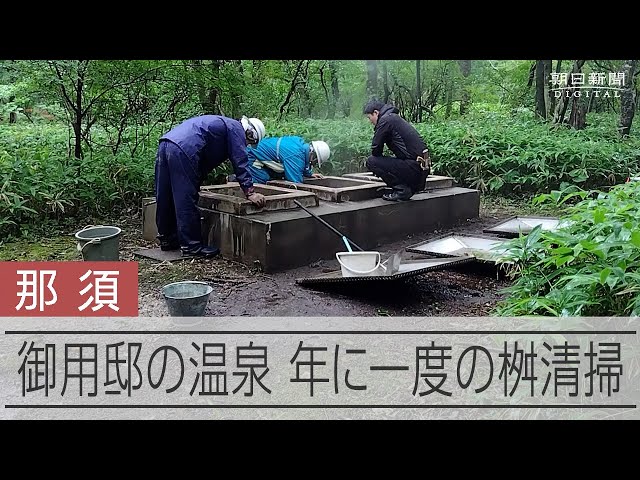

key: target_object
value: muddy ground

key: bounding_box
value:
[1,198,542,317]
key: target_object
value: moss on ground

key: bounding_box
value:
[0,235,78,261]
[480,195,561,218]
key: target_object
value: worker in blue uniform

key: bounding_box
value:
[241,136,331,184]
[154,115,266,258]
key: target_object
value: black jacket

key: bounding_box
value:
[371,104,427,160]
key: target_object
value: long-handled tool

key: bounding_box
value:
[293,200,404,275]
[293,199,364,252]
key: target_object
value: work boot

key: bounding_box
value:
[159,236,180,251]
[181,245,221,258]
[382,185,413,202]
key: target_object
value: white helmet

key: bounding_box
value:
[241,116,265,145]
[310,140,331,166]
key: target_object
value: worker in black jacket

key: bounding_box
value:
[363,100,430,201]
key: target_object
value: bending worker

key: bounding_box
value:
[363,100,430,201]
[241,136,331,184]
[155,114,267,258]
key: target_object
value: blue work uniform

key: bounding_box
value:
[154,115,255,248]
[246,136,313,184]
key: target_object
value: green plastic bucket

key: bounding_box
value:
[75,225,122,261]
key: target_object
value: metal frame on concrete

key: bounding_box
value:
[267,176,386,203]
[198,182,318,215]
[482,216,561,238]
[406,233,510,264]
[343,172,454,191]
[342,172,384,182]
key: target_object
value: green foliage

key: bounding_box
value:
[0,84,18,117]
[1,58,638,239]
[2,110,639,239]
[0,124,156,239]
[479,60,535,109]
[0,81,32,119]
[272,112,640,192]
[422,113,640,194]
[494,181,640,317]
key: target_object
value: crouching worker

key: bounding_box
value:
[242,136,331,184]
[155,115,267,258]
[363,100,430,201]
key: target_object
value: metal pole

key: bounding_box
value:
[293,200,364,252]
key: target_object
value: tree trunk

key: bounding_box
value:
[543,60,552,118]
[320,63,332,119]
[618,59,638,137]
[458,60,471,115]
[208,60,221,115]
[549,60,563,113]
[382,61,390,103]
[527,62,536,88]
[299,85,312,117]
[328,61,340,119]
[553,60,586,125]
[587,93,596,113]
[569,95,587,129]
[279,60,305,120]
[445,77,453,119]
[195,60,209,113]
[366,60,378,100]
[341,97,351,117]
[535,60,546,119]
[194,60,221,115]
[535,60,553,119]
[49,60,83,159]
[416,60,422,122]
[230,60,244,119]
[73,62,85,159]
[298,60,312,117]
[8,95,16,123]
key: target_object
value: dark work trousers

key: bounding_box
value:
[366,155,422,192]
[155,140,203,248]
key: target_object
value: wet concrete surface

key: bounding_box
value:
[199,186,479,272]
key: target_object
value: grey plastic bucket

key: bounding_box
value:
[162,281,213,317]
[75,225,122,261]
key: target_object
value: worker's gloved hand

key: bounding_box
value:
[247,192,266,208]
[311,173,324,179]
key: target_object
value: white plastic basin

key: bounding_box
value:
[336,251,382,277]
